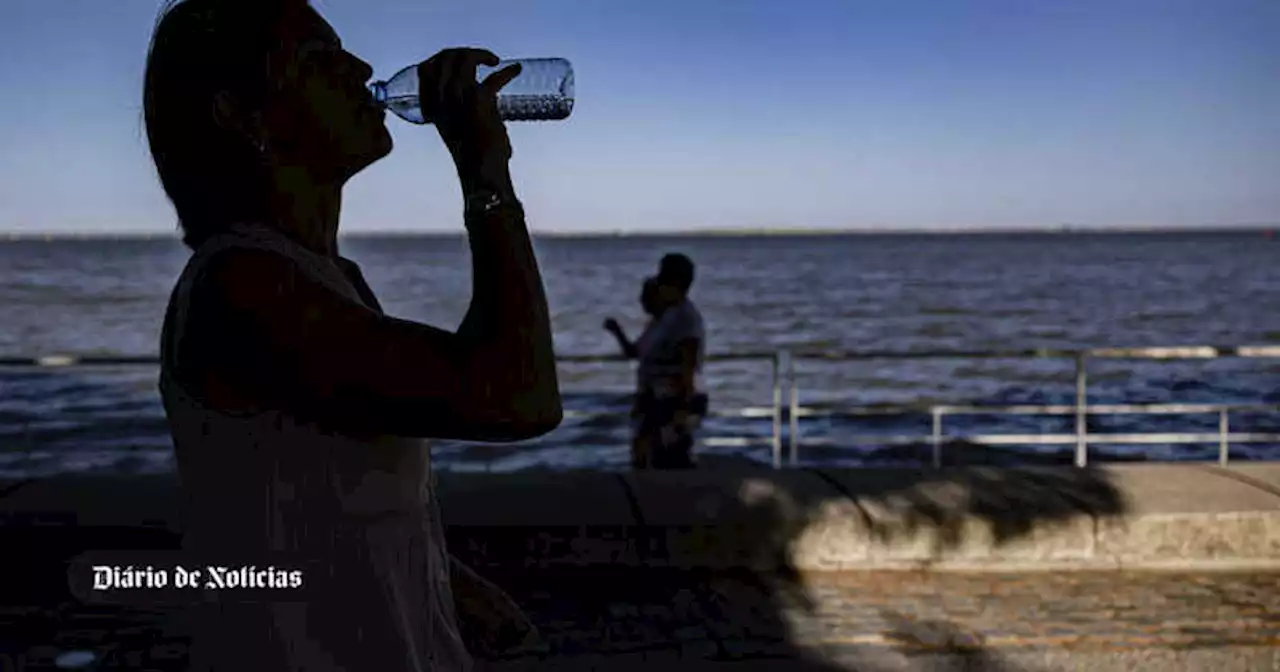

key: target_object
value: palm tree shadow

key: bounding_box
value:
[447,464,1126,670]
[878,609,1015,672]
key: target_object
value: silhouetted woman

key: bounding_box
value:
[146,1,560,670]
[604,276,666,467]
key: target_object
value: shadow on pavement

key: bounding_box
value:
[450,464,1126,670]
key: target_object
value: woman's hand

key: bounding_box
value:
[416,48,523,196]
[603,317,622,333]
[456,586,541,659]
[451,558,542,659]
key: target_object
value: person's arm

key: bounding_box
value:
[603,319,639,359]
[673,338,700,401]
[669,306,703,427]
[190,241,559,442]
[667,338,700,434]
[449,189,561,438]
[184,48,561,442]
[429,48,560,439]
[667,305,702,402]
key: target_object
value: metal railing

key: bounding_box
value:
[3,345,1279,469]
[774,345,1280,469]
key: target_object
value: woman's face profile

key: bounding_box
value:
[641,280,661,316]
[260,6,392,182]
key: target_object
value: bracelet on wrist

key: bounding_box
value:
[464,190,523,221]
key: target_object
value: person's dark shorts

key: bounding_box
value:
[636,393,708,469]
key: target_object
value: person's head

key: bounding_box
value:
[144,0,391,248]
[656,253,695,302]
[640,276,663,317]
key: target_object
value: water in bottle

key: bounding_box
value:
[370,57,574,124]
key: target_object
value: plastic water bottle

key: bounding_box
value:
[370,57,574,124]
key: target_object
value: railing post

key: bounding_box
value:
[931,408,943,469]
[788,351,799,466]
[1075,353,1088,467]
[771,352,782,469]
[1219,407,1230,466]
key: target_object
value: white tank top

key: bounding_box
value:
[158,223,472,672]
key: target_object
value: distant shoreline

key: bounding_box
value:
[1,225,1275,241]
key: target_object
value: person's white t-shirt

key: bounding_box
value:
[637,298,705,399]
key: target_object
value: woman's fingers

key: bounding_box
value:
[458,47,501,68]
[418,48,502,120]
[481,63,522,97]
[416,47,516,190]
[443,49,500,104]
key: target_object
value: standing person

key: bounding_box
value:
[603,276,667,467]
[145,1,559,670]
[636,253,707,469]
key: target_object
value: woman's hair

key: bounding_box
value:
[640,276,661,316]
[143,0,307,248]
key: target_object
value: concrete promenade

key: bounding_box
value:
[4,463,1280,571]
[3,463,1280,669]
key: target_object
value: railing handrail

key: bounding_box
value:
[786,345,1280,360]
[0,353,787,367]
[2,345,1277,469]
[793,402,1280,416]
[1,343,1278,367]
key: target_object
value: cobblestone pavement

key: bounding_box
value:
[2,571,1277,670]
[784,571,1280,652]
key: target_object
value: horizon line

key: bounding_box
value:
[1,223,1276,241]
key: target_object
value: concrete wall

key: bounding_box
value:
[3,464,1280,572]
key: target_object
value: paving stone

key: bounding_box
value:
[3,570,1279,668]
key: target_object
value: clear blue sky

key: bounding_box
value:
[0,0,1277,234]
